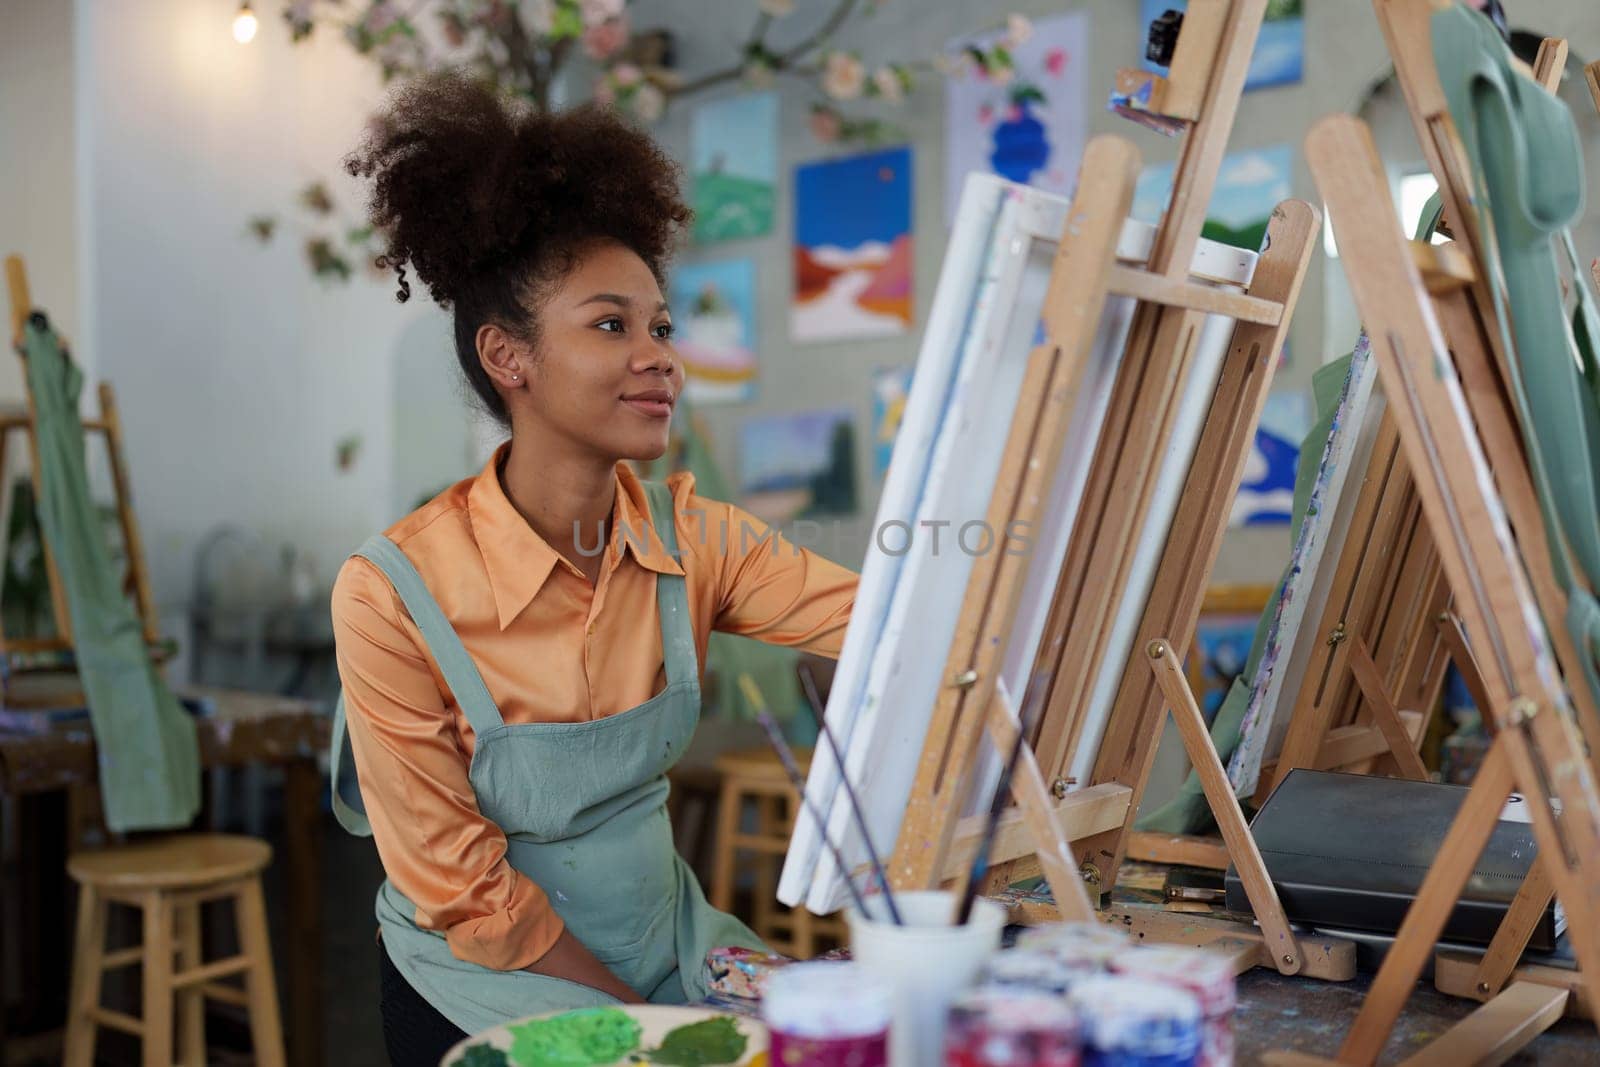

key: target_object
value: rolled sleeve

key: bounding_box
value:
[332,557,566,970]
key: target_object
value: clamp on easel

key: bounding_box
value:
[3,254,163,688]
[1113,0,1229,130]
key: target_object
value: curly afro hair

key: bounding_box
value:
[346,71,691,426]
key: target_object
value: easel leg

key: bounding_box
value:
[1470,859,1555,1000]
[977,684,1096,922]
[1347,640,1430,781]
[1435,610,1499,738]
[1146,638,1302,975]
[1338,738,1515,1065]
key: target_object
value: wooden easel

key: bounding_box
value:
[882,0,1356,981]
[1258,106,1600,1066]
[1135,29,1580,875]
[4,254,162,682]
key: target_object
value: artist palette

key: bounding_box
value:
[440,1004,769,1067]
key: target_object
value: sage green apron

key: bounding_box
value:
[329,482,764,1035]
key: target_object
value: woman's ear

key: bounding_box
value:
[477,323,528,389]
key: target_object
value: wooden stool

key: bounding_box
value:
[63,833,285,1067]
[711,748,845,959]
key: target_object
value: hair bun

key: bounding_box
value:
[348,71,687,308]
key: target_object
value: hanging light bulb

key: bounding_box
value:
[232,1,259,44]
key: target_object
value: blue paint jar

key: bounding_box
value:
[1068,975,1202,1067]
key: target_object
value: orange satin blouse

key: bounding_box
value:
[330,445,857,972]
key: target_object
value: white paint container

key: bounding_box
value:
[846,890,1006,1067]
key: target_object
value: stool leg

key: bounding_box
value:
[237,877,287,1067]
[175,901,205,1066]
[711,779,740,913]
[142,891,174,1067]
[752,796,778,946]
[782,793,814,959]
[63,884,107,1067]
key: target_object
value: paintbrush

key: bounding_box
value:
[953,672,1051,926]
[737,674,878,923]
[797,663,903,926]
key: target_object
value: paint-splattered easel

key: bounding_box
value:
[881,0,1353,983]
[1254,5,1600,1063]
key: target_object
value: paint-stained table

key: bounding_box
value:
[0,685,327,1066]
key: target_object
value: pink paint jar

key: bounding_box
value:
[1014,922,1131,976]
[1110,948,1234,1067]
[944,988,1082,1067]
[763,961,892,1067]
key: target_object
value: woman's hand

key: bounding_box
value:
[524,927,646,1004]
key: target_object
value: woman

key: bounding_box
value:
[330,73,857,1065]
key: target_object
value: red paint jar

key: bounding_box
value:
[764,962,891,1067]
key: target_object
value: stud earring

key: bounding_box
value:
[511,374,520,382]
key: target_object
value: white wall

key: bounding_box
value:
[1,0,77,396]
[74,0,477,611]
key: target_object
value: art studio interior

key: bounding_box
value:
[6,0,1600,1064]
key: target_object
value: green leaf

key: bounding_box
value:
[454,1043,511,1067]
[507,1008,642,1067]
[550,1,584,39]
[991,44,1013,69]
[1010,83,1045,106]
[644,1017,747,1066]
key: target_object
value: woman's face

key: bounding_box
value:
[523,240,685,463]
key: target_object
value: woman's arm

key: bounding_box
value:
[333,558,640,999]
[686,488,858,656]
[526,929,644,1003]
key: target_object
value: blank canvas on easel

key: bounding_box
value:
[781,172,1262,914]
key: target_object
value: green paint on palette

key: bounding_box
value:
[644,1017,748,1066]
[508,1008,642,1067]
[457,1044,511,1067]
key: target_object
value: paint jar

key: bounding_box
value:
[944,988,1083,1067]
[763,961,891,1067]
[848,890,1007,1067]
[979,948,1082,996]
[1015,922,1131,976]
[1068,975,1202,1067]
[1111,947,1235,1067]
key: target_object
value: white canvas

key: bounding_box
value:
[777,176,1009,908]
[781,173,1261,913]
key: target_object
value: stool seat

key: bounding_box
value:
[68,833,272,891]
[64,833,284,1067]
[714,746,812,780]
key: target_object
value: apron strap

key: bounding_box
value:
[353,535,506,738]
[641,482,699,690]
[328,535,506,836]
